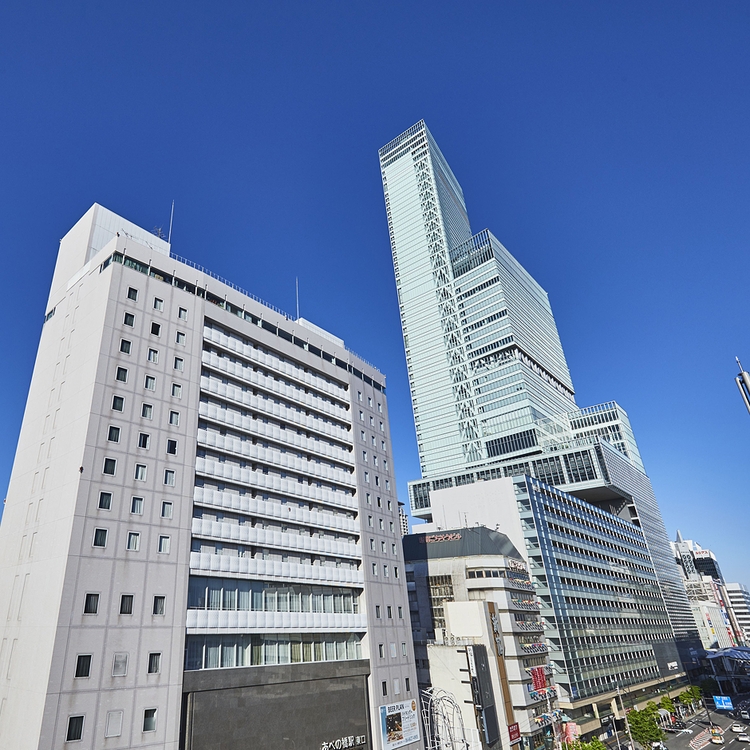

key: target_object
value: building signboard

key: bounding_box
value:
[379,701,420,750]
[508,723,521,744]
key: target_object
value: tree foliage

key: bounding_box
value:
[700,679,719,697]
[563,738,608,750]
[660,696,676,714]
[626,707,665,750]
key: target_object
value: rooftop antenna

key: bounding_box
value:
[296,277,300,320]
[735,357,750,416]
[168,200,175,244]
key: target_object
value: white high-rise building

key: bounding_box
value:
[726,583,750,645]
[0,205,420,750]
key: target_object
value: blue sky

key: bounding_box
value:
[1,2,749,583]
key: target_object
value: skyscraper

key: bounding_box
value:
[379,121,700,674]
[0,204,419,750]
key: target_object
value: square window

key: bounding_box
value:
[148,652,161,674]
[173,357,184,371]
[75,654,91,678]
[161,501,173,519]
[153,596,166,615]
[163,470,175,486]
[126,532,140,551]
[143,708,157,732]
[127,287,138,301]
[138,433,150,449]
[123,312,135,327]
[130,496,144,515]
[151,322,161,336]
[107,426,120,443]
[112,652,128,676]
[147,348,158,364]
[178,307,188,320]
[171,383,182,398]
[142,403,153,419]
[158,535,170,553]
[112,395,124,412]
[115,367,128,383]
[134,464,147,481]
[93,528,108,547]
[66,715,84,742]
[83,593,99,614]
[105,711,123,738]
[153,298,164,311]
[120,594,134,615]
[120,339,132,354]
[176,331,186,345]
[166,439,177,455]
[144,375,156,390]
[169,411,180,426]
[102,458,117,476]
[98,491,112,510]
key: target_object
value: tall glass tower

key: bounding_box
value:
[379,120,701,673]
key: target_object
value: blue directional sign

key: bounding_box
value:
[713,696,734,710]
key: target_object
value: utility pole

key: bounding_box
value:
[546,689,561,750]
[618,686,635,750]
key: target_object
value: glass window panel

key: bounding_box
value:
[336,638,346,660]
[264,639,277,665]
[291,639,302,663]
[208,583,222,610]
[303,639,313,662]
[278,639,290,664]
[205,639,220,669]
[238,581,251,611]
[221,641,236,668]
[325,639,335,661]
[223,587,237,610]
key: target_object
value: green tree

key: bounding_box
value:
[660,696,676,714]
[699,680,718,698]
[627,707,665,750]
[562,739,609,750]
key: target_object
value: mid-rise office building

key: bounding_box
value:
[415,476,686,741]
[0,205,419,750]
[378,121,700,671]
[724,583,750,645]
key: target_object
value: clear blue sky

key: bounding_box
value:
[1,2,749,584]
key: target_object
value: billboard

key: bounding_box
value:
[508,723,521,744]
[713,696,734,710]
[380,700,420,750]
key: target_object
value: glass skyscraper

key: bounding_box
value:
[379,120,701,671]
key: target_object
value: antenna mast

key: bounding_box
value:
[296,277,300,320]
[735,357,750,416]
[168,200,175,244]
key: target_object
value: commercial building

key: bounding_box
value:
[725,583,750,645]
[0,205,419,750]
[403,525,558,750]
[412,475,686,740]
[378,120,700,671]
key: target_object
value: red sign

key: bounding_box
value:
[531,666,547,691]
[508,723,521,744]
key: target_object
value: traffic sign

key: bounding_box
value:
[713,696,734,710]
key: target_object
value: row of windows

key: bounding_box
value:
[120,338,185,371]
[371,563,399,579]
[369,538,399,556]
[123,309,187,345]
[107,426,177,454]
[91,527,170,554]
[100,457,177,486]
[98,491,172,517]
[83,592,166,616]
[65,707,157,742]
[360,451,388,471]
[126,285,188,321]
[111,393,181,424]
[73,649,161,679]
[114,365,183,398]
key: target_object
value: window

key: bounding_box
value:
[143,708,157,732]
[103,458,117,475]
[158,536,170,553]
[386,480,391,491]
[107,426,120,443]
[357,391,362,402]
[161,501,173,519]
[112,395,124,411]
[169,410,180,426]
[75,654,92,678]
[370,539,375,551]
[387,499,392,511]
[166,439,177,455]
[394,678,401,695]
[66,715,84,742]
[176,331,186,345]
[153,297,164,311]
[120,339,132,354]
[120,594,134,615]
[126,532,140,551]
[364,471,369,483]
[375,605,381,619]
[360,430,365,442]
[164,470,176,486]
[379,519,384,530]
[381,681,387,697]
[405,677,411,693]
[369,416,374,426]
[359,411,364,421]
[367,516,373,527]
[112,652,128,676]
[372,563,377,576]
[138,433,150,449]
[391,543,396,555]
[378,402,382,413]
[173,357,184,371]
[366,493,371,505]
[378,644,384,658]
[148,652,162,674]
[362,451,367,462]
[134,464,147,481]
[127,287,138,301]
[130,496,144,515]
[401,642,407,656]
[153,596,166,615]
[380,421,384,432]
[394,566,399,579]
[390,643,397,658]
[377,497,382,508]
[147,348,158,364]
[123,312,135,327]
[105,711,123,738]
[398,606,403,619]
[381,541,386,553]
[151,322,161,336]
[387,605,393,619]
[98,491,112,510]
[142,403,153,419]
[389,521,394,533]
[171,383,182,398]
[178,307,188,320]
[144,375,156,390]
[83,593,99,614]
[115,366,128,383]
